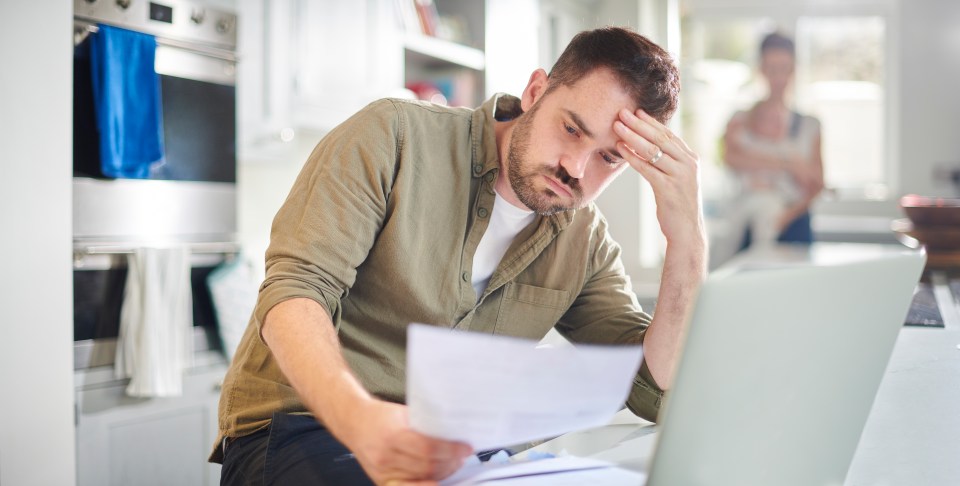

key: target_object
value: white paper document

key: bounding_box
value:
[406,324,644,451]
[439,455,647,486]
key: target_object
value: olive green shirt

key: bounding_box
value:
[211,94,664,463]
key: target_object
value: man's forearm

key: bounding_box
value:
[261,297,373,442]
[642,241,707,390]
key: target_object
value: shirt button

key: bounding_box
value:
[473,164,482,175]
[462,271,469,282]
[478,207,489,218]
[483,172,494,183]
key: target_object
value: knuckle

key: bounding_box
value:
[420,460,438,477]
[421,441,437,457]
[654,130,671,147]
[371,451,390,470]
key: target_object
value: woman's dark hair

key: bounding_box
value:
[545,27,680,124]
[760,31,795,57]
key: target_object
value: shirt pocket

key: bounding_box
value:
[494,282,571,340]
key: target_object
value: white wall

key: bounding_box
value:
[0,0,77,485]
[898,0,960,198]
[486,0,541,97]
[237,142,316,277]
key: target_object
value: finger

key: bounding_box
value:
[618,108,694,165]
[387,435,471,476]
[613,119,669,172]
[616,133,673,182]
[433,455,467,480]
[387,443,467,470]
[400,434,472,461]
[380,454,453,480]
[384,479,438,486]
[619,141,667,185]
[635,109,698,159]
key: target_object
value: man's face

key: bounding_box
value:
[505,69,636,215]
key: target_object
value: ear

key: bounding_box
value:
[520,69,549,112]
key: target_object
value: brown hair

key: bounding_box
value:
[545,27,680,124]
[760,31,795,57]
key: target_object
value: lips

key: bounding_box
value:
[543,175,573,198]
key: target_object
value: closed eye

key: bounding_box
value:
[600,151,621,165]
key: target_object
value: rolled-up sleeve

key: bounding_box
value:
[253,99,402,332]
[555,218,665,423]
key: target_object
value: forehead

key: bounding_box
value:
[761,48,794,65]
[541,69,636,134]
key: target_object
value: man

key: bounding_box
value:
[213,27,706,485]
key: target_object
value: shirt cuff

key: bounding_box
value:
[624,331,665,422]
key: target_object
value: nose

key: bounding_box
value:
[559,149,591,180]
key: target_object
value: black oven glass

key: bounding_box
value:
[73,39,236,183]
[149,3,174,24]
[73,264,222,345]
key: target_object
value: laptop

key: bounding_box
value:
[644,248,926,485]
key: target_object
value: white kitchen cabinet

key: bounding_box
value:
[237,0,497,161]
[236,0,296,160]
[75,352,227,486]
[237,0,403,161]
[293,0,404,130]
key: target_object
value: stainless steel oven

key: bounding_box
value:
[72,0,238,366]
[73,0,237,243]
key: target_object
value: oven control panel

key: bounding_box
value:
[74,0,236,50]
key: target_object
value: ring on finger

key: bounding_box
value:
[649,148,664,164]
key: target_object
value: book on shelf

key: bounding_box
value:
[416,0,440,37]
[395,0,474,46]
[407,67,479,108]
[394,0,421,36]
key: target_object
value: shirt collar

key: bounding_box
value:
[471,93,516,180]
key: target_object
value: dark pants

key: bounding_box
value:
[220,413,375,486]
[740,211,814,250]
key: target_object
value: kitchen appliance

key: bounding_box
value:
[893,194,960,270]
[72,0,239,368]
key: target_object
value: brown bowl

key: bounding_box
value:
[892,218,960,250]
[900,194,960,226]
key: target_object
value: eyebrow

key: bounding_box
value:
[564,109,624,160]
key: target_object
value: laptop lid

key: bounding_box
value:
[646,249,926,486]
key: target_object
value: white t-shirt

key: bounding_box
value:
[471,190,536,298]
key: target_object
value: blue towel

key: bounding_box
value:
[89,24,165,179]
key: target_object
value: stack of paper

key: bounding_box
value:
[440,455,646,485]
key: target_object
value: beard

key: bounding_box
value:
[506,103,584,216]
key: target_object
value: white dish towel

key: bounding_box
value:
[115,246,194,397]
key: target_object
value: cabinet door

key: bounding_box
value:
[293,0,403,129]
[76,362,226,486]
[237,0,298,153]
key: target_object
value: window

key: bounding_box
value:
[679,7,891,201]
[795,16,886,198]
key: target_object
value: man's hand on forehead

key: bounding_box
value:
[612,108,704,246]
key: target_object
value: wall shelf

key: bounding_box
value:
[403,32,485,71]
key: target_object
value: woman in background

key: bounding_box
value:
[723,31,824,247]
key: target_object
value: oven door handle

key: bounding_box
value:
[73,20,237,63]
